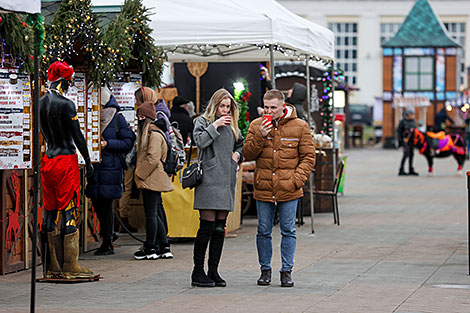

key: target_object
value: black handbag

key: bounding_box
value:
[182,139,203,189]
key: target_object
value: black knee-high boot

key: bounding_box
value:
[208,219,227,287]
[191,219,215,287]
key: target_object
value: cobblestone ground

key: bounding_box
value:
[1,147,469,313]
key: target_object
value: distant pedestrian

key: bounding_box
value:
[191,88,244,287]
[133,93,174,260]
[170,96,194,144]
[397,109,418,176]
[85,87,136,255]
[434,107,454,132]
[243,89,315,287]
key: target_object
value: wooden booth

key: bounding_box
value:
[381,0,461,148]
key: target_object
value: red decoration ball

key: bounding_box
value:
[29,55,33,60]
[0,17,3,23]
[22,21,27,27]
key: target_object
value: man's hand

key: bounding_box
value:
[85,162,94,178]
[100,140,108,149]
[259,120,273,137]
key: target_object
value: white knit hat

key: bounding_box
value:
[100,86,112,106]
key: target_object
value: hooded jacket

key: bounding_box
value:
[85,96,136,199]
[242,104,315,202]
[134,120,174,192]
[286,82,307,120]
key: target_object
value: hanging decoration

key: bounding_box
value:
[233,79,251,138]
[0,13,34,73]
[118,0,166,87]
[319,67,344,136]
[26,13,45,56]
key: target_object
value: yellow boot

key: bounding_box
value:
[62,230,94,279]
[45,232,63,279]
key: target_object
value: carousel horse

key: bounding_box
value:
[406,128,466,176]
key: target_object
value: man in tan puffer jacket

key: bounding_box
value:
[243,89,315,288]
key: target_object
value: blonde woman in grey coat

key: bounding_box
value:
[191,88,244,287]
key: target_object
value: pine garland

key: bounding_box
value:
[0,13,34,73]
[119,0,166,87]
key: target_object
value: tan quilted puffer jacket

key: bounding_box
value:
[242,104,315,202]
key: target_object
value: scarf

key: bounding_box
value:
[100,107,117,135]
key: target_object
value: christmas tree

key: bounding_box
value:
[0,13,34,73]
[234,80,251,138]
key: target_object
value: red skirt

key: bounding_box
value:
[41,154,80,211]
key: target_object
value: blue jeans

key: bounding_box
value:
[256,199,298,272]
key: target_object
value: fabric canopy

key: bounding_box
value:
[0,0,40,14]
[146,0,334,62]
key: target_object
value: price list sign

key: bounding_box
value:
[64,72,87,164]
[112,73,142,131]
[0,70,32,169]
[87,84,101,163]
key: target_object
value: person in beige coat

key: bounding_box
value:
[133,100,174,260]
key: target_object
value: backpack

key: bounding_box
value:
[156,111,186,172]
[153,129,180,176]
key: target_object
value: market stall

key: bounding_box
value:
[148,0,335,233]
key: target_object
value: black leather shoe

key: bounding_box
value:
[408,170,419,176]
[280,271,294,287]
[398,170,408,176]
[208,268,226,287]
[257,269,272,285]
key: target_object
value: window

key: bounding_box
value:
[380,23,401,44]
[404,56,434,91]
[328,22,358,86]
[444,22,466,87]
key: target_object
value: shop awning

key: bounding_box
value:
[392,95,431,108]
[0,0,40,14]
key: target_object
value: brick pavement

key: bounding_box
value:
[1,147,469,312]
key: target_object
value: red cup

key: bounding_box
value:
[263,114,272,125]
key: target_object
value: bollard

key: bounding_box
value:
[467,171,470,275]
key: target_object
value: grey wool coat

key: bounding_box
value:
[193,116,244,211]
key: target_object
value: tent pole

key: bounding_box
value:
[30,36,40,313]
[270,45,275,89]
[305,55,315,234]
[330,63,336,179]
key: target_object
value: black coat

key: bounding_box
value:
[85,97,136,199]
[170,106,194,143]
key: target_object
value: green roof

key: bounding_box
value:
[382,0,459,48]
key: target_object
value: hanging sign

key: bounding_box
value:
[111,73,142,131]
[0,69,32,169]
[87,84,101,163]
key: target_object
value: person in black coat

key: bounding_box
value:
[397,109,418,176]
[86,87,136,255]
[170,96,194,144]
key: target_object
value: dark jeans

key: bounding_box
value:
[92,198,114,242]
[142,189,169,250]
[399,145,414,172]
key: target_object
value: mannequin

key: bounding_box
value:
[39,61,95,279]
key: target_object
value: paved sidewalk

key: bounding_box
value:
[1,147,469,312]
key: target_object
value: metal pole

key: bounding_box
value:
[30,38,40,313]
[305,56,315,233]
[270,45,275,89]
[467,171,470,275]
[330,63,336,178]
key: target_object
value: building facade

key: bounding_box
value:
[278,0,470,107]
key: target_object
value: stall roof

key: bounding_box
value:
[91,0,334,62]
[147,0,334,62]
[382,0,459,48]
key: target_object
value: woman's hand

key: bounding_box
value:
[101,140,108,149]
[213,115,231,129]
[232,151,240,163]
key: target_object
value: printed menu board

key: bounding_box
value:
[112,73,142,131]
[87,84,101,163]
[64,73,87,164]
[0,69,32,169]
